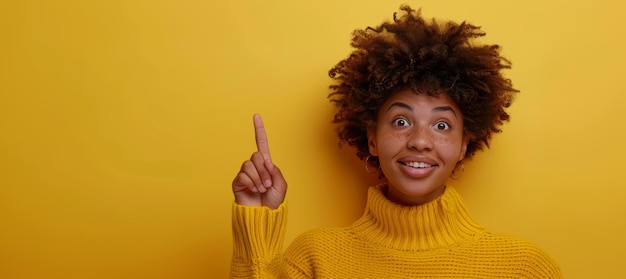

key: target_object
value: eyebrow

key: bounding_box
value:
[387,102,458,117]
[387,102,412,112]
[433,106,457,117]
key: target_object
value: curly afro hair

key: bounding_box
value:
[328,5,518,169]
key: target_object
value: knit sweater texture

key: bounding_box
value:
[231,185,562,278]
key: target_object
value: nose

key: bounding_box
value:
[406,126,433,151]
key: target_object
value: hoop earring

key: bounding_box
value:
[364,155,379,174]
[450,163,464,180]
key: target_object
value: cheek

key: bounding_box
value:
[434,134,464,156]
[376,131,406,154]
[434,135,456,145]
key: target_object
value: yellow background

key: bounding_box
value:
[1,0,625,278]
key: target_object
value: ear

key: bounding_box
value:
[367,127,379,156]
[458,134,471,162]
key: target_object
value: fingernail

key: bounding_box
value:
[264,179,272,187]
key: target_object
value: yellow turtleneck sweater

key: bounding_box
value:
[231,185,562,278]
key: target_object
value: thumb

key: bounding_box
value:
[266,161,287,193]
[261,162,288,209]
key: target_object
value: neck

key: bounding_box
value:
[385,184,446,206]
[351,184,484,251]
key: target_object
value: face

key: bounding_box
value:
[367,88,469,206]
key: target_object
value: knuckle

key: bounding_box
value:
[251,151,264,161]
[241,160,253,170]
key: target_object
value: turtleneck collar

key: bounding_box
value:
[350,184,485,252]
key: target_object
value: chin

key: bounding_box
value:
[387,181,446,205]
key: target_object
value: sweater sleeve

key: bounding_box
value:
[230,201,287,279]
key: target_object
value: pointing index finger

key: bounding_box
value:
[253,114,272,164]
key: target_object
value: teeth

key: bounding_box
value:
[405,162,432,168]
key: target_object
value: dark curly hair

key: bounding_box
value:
[328,5,518,169]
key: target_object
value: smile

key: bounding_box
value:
[402,162,434,168]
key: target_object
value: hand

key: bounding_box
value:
[232,114,287,209]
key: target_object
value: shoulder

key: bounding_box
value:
[480,232,555,257]
[478,232,563,278]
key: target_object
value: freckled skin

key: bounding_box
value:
[367,89,469,206]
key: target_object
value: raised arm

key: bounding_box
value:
[230,114,292,278]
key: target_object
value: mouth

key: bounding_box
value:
[400,161,436,169]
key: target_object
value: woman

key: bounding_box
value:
[230,5,561,278]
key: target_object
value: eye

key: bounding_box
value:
[392,118,410,127]
[434,121,450,130]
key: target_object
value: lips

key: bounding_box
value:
[397,157,438,178]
